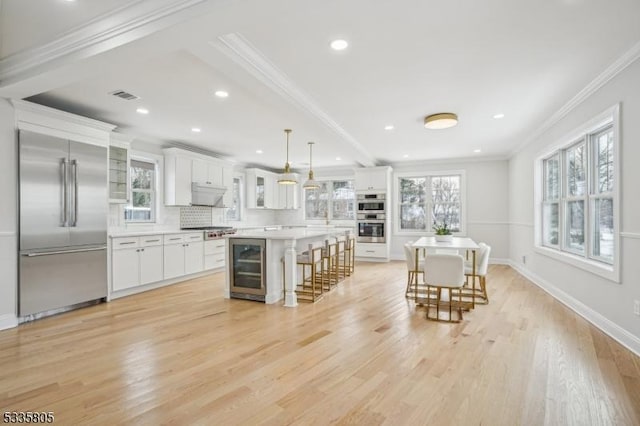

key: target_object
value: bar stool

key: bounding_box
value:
[318,237,339,291]
[295,242,325,302]
[335,235,348,281]
[342,231,356,277]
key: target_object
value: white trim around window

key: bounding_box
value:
[533,104,620,282]
[393,169,467,236]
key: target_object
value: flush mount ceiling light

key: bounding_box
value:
[424,112,458,129]
[330,39,349,51]
[303,142,320,189]
[278,129,297,185]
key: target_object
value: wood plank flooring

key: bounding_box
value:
[1,262,639,425]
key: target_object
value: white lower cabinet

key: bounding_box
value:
[163,233,203,279]
[204,239,226,270]
[355,242,388,258]
[112,235,163,291]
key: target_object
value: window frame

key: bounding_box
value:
[393,170,467,236]
[534,104,620,282]
[124,156,158,224]
[303,178,356,223]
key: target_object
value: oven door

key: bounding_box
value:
[357,221,385,243]
[357,201,385,212]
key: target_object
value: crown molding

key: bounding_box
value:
[212,32,376,168]
[510,40,640,157]
[0,0,209,86]
[388,154,509,169]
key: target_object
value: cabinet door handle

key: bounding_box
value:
[169,238,181,241]
[120,241,136,245]
[145,239,160,243]
[366,250,375,253]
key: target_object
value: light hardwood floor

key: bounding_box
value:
[1,262,639,425]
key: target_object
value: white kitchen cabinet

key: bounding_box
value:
[355,242,388,258]
[112,235,163,291]
[246,168,299,209]
[204,239,226,270]
[163,233,203,279]
[192,159,224,186]
[164,153,192,206]
[278,182,299,209]
[354,167,391,192]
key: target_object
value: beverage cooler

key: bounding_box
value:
[229,238,266,302]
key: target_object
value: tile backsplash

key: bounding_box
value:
[180,206,212,228]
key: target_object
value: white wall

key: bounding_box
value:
[390,160,510,261]
[508,57,640,350]
[0,99,18,329]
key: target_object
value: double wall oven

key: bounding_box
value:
[357,193,386,243]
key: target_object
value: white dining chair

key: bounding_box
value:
[423,253,467,322]
[403,242,424,297]
[464,242,491,304]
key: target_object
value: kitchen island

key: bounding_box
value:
[225,228,348,307]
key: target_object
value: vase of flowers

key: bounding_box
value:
[433,221,453,242]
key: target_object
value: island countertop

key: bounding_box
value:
[232,228,347,240]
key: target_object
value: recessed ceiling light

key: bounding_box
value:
[384,125,394,130]
[256,149,263,154]
[330,39,349,51]
[214,90,229,98]
[474,149,482,153]
[403,154,409,158]
[424,113,458,129]
[493,113,505,119]
[136,108,149,115]
[191,128,201,133]
[336,157,342,161]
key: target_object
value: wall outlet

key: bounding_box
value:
[522,255,527,264]
[634,300,640,316]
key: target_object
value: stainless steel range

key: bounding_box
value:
[181,226,237,240]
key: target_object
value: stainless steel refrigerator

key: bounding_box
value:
[19,130,108,318]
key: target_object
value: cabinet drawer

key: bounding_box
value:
[164,234,185,245]
[140,235,163,247]
[112,237,139,250]
[184,232,204,242]
[355,243,387,258]
[205,253,226,270]
[204,240,226,255]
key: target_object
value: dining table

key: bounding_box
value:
[410,236,481,307]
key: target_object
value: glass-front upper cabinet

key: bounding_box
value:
[256,176,265,208]
[109,133,132,203]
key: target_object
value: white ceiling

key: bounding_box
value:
[2,0,640,169]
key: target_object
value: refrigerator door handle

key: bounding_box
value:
[71,159,78,227]
[61,158,68,227]
[22,246,107,257]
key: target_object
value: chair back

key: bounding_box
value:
[424,254,465,288]
[403,242,416,270]
[477,243,492,276]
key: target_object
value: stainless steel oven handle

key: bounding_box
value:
[22,246,107,257]
[71,159,78,227]
[61,158,68,226]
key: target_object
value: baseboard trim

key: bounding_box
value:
[508,260,640,357]
[0,313,18,331]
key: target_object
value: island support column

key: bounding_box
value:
[283,238,298,307]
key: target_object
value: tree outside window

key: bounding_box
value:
[124,159,156,222]
[305,180,355,221]
[399,174,462,232]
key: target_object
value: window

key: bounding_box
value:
[124,159,156,222]
[397,173,463,233]
[226,177,242,221]
[537,105,619,281]
[305,180,355,221]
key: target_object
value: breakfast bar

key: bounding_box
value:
[225,228,348,307]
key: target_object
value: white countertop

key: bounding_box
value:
[231,228,347,240]
[109,229,202,238]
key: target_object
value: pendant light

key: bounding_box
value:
[278,129,297,185]
[303,141,320,189]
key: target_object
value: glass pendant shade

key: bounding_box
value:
[278,129,298,185]
[303,141,320,189]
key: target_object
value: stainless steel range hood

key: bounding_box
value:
[191,182,227,207]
